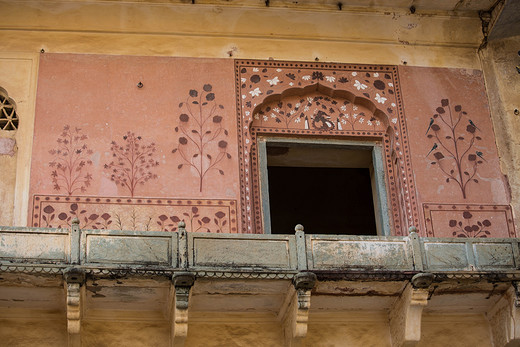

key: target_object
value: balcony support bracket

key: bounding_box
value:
[169,272,196,347]
[488,282,520,346]
[64,268,86,347]
[389,273,433,347]
[280,272,317,347]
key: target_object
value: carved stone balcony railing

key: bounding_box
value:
[2,222,520,347]
[1,222,518,276]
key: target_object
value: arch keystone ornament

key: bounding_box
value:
[235,60,418,235]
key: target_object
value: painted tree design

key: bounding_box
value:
[426,99,484,199]
[49,125,93,195]
[104,132,159,197]
[172,84,231,192]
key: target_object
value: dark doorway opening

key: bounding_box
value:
[266,144,378,235]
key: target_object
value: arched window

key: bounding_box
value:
[0,87,19,130]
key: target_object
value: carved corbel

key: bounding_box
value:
[390,273,433,347]
[281,272,317,347]
[64,268,86,347]
[487,282,520,346]
[169,272,196,347]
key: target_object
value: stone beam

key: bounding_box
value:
[169,272,196,347]
[64,268,86,347]
[487,282,520,346]
[389,273,433,347]
[280,272,317,347]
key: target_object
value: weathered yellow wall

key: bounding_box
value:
[0,314,494,346]
[480,35,520,230]
[0,53,38,226]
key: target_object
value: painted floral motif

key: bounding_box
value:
[426,99,484,199]
[157,207,228,233]
[172,84,231,192]
[449,211,491,238]
[253,94,383,131]
[48,125,93,195]
[104,132,159,197]
[35,196,236,233]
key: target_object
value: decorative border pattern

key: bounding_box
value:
[234,60,418,235]
[423,203,515,237]
[32,195,238,233]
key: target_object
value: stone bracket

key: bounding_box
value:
[169,272,196,347]
[64,268,86,347]
[389,273,433,347]
[280,272,317,347]
[487,282,520,346]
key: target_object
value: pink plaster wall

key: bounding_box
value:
[29,54,514,237]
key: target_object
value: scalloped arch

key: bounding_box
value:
[250,83,393,134]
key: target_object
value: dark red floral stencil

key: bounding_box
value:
[172,84,231,192]
[423,203,515,237]
[426,99,484,199]
[104,132,159,197]
[32,195,238,233]
[448,211,491,238]
[48,125,93,195]
[235,60,417,235]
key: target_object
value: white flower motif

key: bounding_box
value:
[273,107,280,112]
[373,73,379,77]
[307,97,313,103]
[254,114,259,120]
[367,120,372,126]
[242,94,246,99]
[352,72,358,76]
[294,118,301,123]
[392,118,398,124]
[375,93,387,104]
[241,77,246,83]
[252,68,259,72]
[354,80,367,90]
[289,82,294,86]
[325,76,335,82]
[376,120,381,126]
[271,113,277,118]
[344,114,349,119]
[267,76,280,85]
[353,105,358,111]
[388,82,394,87]
[289,110,296,115]
[359,118,364,124]
[340,105,347,111]
[353,113,358,119]
[391,103,396,107]
[302,75,311,81]
[249,88,262,97]
[263,115,268,121]
[304,106,310,112]
[295,103,301,108]
[276,69,282,72]
[245,111,250,116]
[341,119,347,124]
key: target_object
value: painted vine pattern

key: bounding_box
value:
[448,211,492,238]
[48,125,93,195]
[157,207,227,233]
[426,99,484,199]
[104,132,159,197]
[172,84,231,192]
